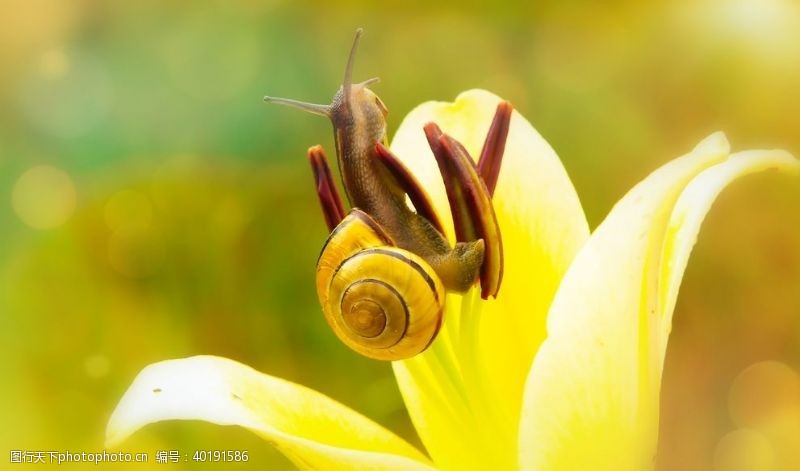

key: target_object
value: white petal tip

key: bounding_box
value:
[696,131,730,154]
[104,356,258,448]
[728,148,800,173]
[454,88,497,102]
[772,149,800,171]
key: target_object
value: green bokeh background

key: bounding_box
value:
[1,1,799,469]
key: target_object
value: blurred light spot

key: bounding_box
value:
[671,0,800,70]
[720,0,798,42]
[84,354,110,379]
[756,406,800,467]
[12,165,77,230]
[104,190,153,237]
[729,361,800,428]
[19,51,112,138]
[39,49,70,79]
[714,429,775,471]
[0,1,79,57]
[107,233,165,279]
[758,405,800,438]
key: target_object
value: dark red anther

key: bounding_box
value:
[308,145,346,232]
[424,123,472,241]
[423,123,503,299]
[477,101,513,197]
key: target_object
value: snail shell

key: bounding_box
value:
[316,209,445,360]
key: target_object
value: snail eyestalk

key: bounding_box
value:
[342,28,364,104]
[263,96,331,117]
[358,77,380,88]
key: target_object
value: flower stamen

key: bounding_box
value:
[478,101,513,197]
[307,145,346,232]
[423,121,505,299]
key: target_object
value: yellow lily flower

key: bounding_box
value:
[106,90,798,470]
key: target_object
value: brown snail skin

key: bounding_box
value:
[265,29,510,361]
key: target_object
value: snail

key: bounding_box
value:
[264,29,511,360]
[315,209,445,360]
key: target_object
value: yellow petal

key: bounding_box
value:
[656,149,799,362]
[106,356,434,471]
[390,90,590,469]
[520,133,798,470]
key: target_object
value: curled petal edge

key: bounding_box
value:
[106,356,434,471]
[519,133,798,471]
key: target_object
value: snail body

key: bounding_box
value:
[265,29,509,360]
[267,30,484,294]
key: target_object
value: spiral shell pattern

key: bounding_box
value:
[316,210,445,360]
